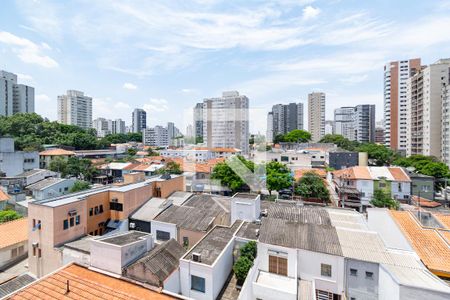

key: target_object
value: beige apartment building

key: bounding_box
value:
[308,92,326,142]
[406,59,450,158]
[27,173,184,277]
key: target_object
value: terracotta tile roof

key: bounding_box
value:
[211,147,239,153]
[0,189,10,202]
[166,157,223,174]
[294,169,327,180]
[390,210,450,277]
[0,218,27,249]
[435,214,450,228]
[39,148,75,156]
[6,264,177,299]
[123,163,143,170]
[388,167,411,182]
[135,156,165,163]
[333,166,371,180]
[410,195,441,208]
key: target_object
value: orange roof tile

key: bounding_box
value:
[39,148,75,156]
[294,169,326,180]
[123,163,142,170]
[388,167,411,182]
[0,218,27,249]
[390,210,450,277]
[410,195,441,208]
[0,189,10,202]
[333,167,372,180]
[211,147,239,153]
[435,214,450,229]
[6,264,177,299]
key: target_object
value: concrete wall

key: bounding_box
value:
[178,228,205,249]
[0,151,39,177]
[391,181,411,201]
[86,191,110,235]
[378,265,400,300]
[212,237,235,299]
[345,259,379,300]
[164,269,181,294]
[231,196,260,224]
[258,243,297,278]
[33,179,76,201]
[0,241,27,270]
[62,247,90,267]
[356,180,374,205]
[297,248,345,295]
[151,220,177,242]
[180,260,213,300]
[399,284,450,300]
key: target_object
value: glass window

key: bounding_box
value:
[191,275,205,293]
[94,206,99,215]
[99,205,104,213]
[63,219,69,230]
[365,271,374,279]
[89,208,93,216]
[69,217,74,227]
[350,268,358,276]
[75,215,80,225]
[156,230,170,241]
[321,264,332,277]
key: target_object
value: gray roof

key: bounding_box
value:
[233,193,259,200]
[17,169,46,177]
[167,191,193,206]
[259,217,343,256]
[125,239,186,284]
[0,274,35,298]
[100,231,149,246]
[26,178,66,191]
[63,236,92,254]
[130,197,171,222]
[267,204,332,225]
[184,221,242,265]
[236,221,260,240]
[182,194,231,213]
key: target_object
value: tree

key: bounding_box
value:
[64,157,98,181]
[273,134,285,144]
[127,148,137,156]
[233,256,253,285]
[356,143,397,166]
[195,136,203,144]
[211,156,255,191]
[70,180,91,193]
[147,148,159,156]
[283,129,311,143]
[265,161,293,195]
[319,134,359,151]
[158,161,183,175]
[370,189,399,210]
[295,172,330,203]
[49,156,69,176]
[393,154,450,182]
[0,210,22,224]
[240,241,257,260]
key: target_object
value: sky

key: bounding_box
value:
[1,0,450,134]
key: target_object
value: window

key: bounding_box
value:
[110,202,123,211]
[64,187,69,191]
[183,236,189,248]
[70,217,74,227]
[94,230,98,235]
[421,185,430,192]
[350,268,358,276]
[94,206,99,215]
[268,254,288,276]
[75,215,80,225]
[398,183,402,192]
[12,248,18,258]
[18,245,24,255]
[156,230,170,241]
[89,208,93,216]
[99,205,104,213]
[191,275,205,293]
[63,219,69,230]
[321,264,332,277]
[365,271,373,279]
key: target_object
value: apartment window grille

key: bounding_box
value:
[75,215,80,225]
[89,208,93,216]
[69,217,74,227]
[110,202,123,211]
[99,205,104,213]
[156,230,170,241]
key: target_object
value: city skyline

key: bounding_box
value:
[2,1,450,132]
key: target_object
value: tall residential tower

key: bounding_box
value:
[132,108,147,133]
[308,92,325,142]
[269,102,304,140]
[57,90,92,129]
[0,70,34,116]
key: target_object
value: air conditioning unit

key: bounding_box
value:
[32,242,39,248]
[129,222,136,229]
[192,252,202,262]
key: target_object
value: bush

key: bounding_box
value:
[70,180,90,193]
[0,210,22,224]
[240,241,257,260]
[233,256,253,285]
[370,189,399,210]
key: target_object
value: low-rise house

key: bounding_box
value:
[124,239,186,292]
[3,263,180,299]
[160,147,240,162]
[38,148,75,169]
[404,169,435,200]
[0,218,28,270]
[26,178,76,200]
[0,137,39,177]
[332,166,411,212]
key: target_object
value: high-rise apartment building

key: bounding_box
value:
[334,107,355,140]
[384,59,421,151]
[0,70,34,116]
[354,104,376,143]
[269,103,304,139]
[193,102,204,141]
[406,59,450,158]
[203,91,249,154]
[112,119,126,135]
[375,120,385,144]
[325,120,334,135]
[93,118,111,137]
[266,112,274,143]
[308,92,325,142]
[57,90,92,129]
[443,82,450,166]
[143,125,169,147]
[132,108,147,133]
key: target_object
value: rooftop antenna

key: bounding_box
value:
[65,280,70,294]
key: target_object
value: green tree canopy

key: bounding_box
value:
[233,256,253,285]
[0,210,22,224]
[211,156,254,192]
[70,180,91,193]
[370,189,399,210]
[273,130,312,144]
[295,172,330,203]
[319,134,359,151]
[265,161,293,195]
[393,155,449,180]
[240,241,257,260]
[356,143,397,166]
[127,148,137,156]
[158,161,183,175]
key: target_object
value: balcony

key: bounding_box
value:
[253,270,297,300]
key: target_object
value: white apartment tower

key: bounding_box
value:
[203,91,249,154]
[334,107,355,140]
[143,126,169,147]
[443,82,450,166]
[57,90,92,129]
[132,108,147,133]
[384,59,421,151]
[406,59,450,158]
[266,112,274,143]
[308,92,326,142]
[0,70,35,116]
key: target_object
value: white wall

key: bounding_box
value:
[179,260,213,300]
[391,182,411,201]
[151,221,177,242]
[356,180,374,205]
[62,247,90,267]
[212,238,235,299]
[231,196,260,223]
[257,243,297,278]
[297,249,345,295]
[378,265,400,300]
[164,269,180,294]
[367,208,413,251]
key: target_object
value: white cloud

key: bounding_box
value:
[302,6,321,20]
[143,98,169,113]
[36,94,51,103]
[0,31,58,68]
[17,73,34,82]
[123,82,138,90]
[93,97,133,120]
[181,88,198,94]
